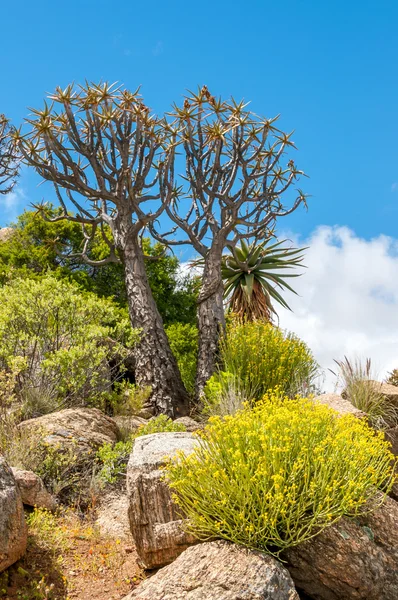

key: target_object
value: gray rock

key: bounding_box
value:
[313,393,366,418]
[174,416,203,432]
[11,468,57,511]
[0,456,27,573]
[123,541,299,599]
[284,495,398,600]
[18,407,119,452]
[127,432,200,569]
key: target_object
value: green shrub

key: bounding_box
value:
[204,321,319,413]
[106,381,151,417]
[166,393,396,556]
[0,274,139,414]
[166,323,198,395]
[96,415,187,484]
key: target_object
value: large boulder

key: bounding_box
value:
[123,541,299,600]
[284,495,398,600]
[313,393,366,418]
[368,381,398,406]
[127,432,200,569]
[18,407,119,452]
[11,468,57,511]
[0,457,27,573]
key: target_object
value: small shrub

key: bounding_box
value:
[166,323,198,396]
[385,368,398,388]
[166,393,396,556]
[0,274,139,414]
[107,381,151,416]
[204,320,319,413]
[96,415,186,485]
[333,357,398,429]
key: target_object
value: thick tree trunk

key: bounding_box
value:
[112,216,190,417]
[196,245,225,399]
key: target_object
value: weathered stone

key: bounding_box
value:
[127,432,200,569]
[368,380,398,406]
[18,407,119,452]
[313,393,366,418]
[284,495,398,600]
[384,425,398,456]
[0,456,27,573]
[123,541,299,600]
[96,492,132,541]
[174,416,203,432]
[113,415,148,435]
[11,468,57,511]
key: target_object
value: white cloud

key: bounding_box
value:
[278,226,398,390]
[0,187,26,223]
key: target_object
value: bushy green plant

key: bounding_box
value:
[106,381,151,416]
[96,415,187,485]
[166,323,198,395]
[385,368,398,388]
[0,274,139,413]
[333,357,398,429]
[204,320,318,413]
[166,393,396,556]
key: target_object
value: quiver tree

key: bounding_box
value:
[152,87,307,397]
[16,82,190,417]
[0,115,19,194]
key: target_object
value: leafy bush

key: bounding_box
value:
[166,393,396,556]
[0,274,139,414]
[96,415,187,485]
[204,321,319,413]
[106,381,151,417]
[385,368,398,388]
[166,323,198,395]
[333,357,398,429]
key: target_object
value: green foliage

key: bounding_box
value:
[333,357,398,429]
[0,208,198,325]
[96,415,186,485]
[204,320,319,413]
[0,274,139,412]
[166,323,198,395]
[166,393,396,556]
[386,368,398,388]
[221,238,306,322]
[107,381,151,416]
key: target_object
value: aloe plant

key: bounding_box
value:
[222,238,306,322]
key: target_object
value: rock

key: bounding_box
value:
[385,426,398,455]
[18,407,119,452]
[127,432,200,569]
[113,415,148,435]
[313,393,366,418]
[174,416,203,432]
[123,541,299,600]
[368,380,398,406]
[11,468,57,511]
[284,495,398,600]
[0,456,27,573]
[96,492,132,541]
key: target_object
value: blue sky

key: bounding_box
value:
[2,0,398,240]
[3,0,398,381]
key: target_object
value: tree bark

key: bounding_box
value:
[196,245,225,399]
[112,215,190,417]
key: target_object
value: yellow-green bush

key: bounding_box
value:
[166,393,396,555]
[205,321,319,412]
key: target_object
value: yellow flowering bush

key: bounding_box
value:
[205,321,319,412]
[166,393,396,555]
